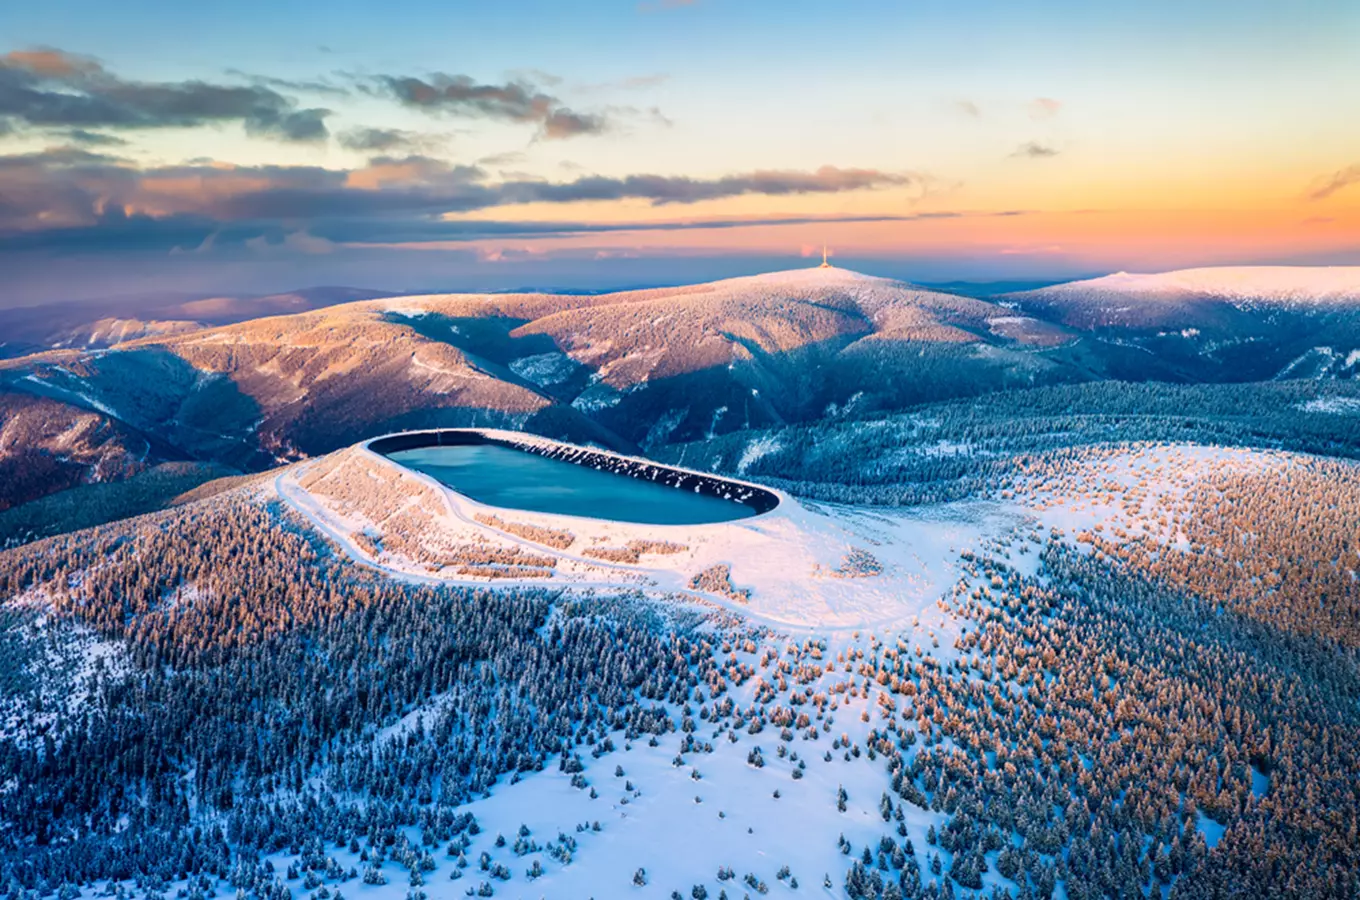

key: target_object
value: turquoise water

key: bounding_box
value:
[388,444,758,525]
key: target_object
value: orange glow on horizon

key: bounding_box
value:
[358,205,1360,272]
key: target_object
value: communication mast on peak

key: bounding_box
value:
[819,245,831,268]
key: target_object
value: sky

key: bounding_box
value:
[1,0,1358,307]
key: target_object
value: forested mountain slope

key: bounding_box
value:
[0,435,1357,899]
[0,267,1083,514]
[3,264,1360,531]
[1006,266,1360,382]
[0,287,392,360]
[0,391,161,511]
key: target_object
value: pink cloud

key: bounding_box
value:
[1029,97,1062,119]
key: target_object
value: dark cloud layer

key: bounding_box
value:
[0,47,641,150]
[63,128,129,146]
[0,148,924,254]
[0,150,918,226]
[1,210,981,259]
[0,48,330,142]
[375,73,607,139]
[337,126,433,153]
[505,166,916,205]
[224,69,352,98]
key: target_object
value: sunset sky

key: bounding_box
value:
[1,0,1358,305]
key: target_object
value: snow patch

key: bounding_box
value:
[509,352,579,387]
[736,435,782,475]
[1298,396,1360,415]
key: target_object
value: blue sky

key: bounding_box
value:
[0,0,1357,305]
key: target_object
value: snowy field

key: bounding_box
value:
[87,693,987,900]
[278,439,1029,635]
[282,436,1298,638]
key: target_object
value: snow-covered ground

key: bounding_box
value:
[0,600,132,748]
[391,706,939,898]
[278,436,1026,634]
[91,686,984,900]
[258,437,1304,898]
[281,437,1307,639]
[1017,266,1360,309]
[508,352,580,387]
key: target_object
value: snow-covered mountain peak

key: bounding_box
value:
[1031,266,1360,306]
[737,264,892,284]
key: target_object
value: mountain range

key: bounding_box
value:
[2,264,1359,531]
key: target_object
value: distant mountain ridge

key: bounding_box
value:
[1014,266,1360,307]
[1,263,1359,517]
[0,286,391,359]
[1004,265,1360,382]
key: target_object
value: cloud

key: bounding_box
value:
[224,69,352,98]
[620,73,670,90]
[373,72,607,139]
[1308,164,1360,201]
[63,129,129,146]
[506,68,563,88]
[1011,142,1059,159]
[283,230,336,254]
[3,48,101,78]
[954,100,981,118]
[0,148,932,250]
[246,106,329,142]
[1029,97,1062,119]
[476,246,544,263]
[332,210,1002,247]
[0,47,331,142]
[541,109,607,140]
[1000,244,1065,255]
[479,150,527,167]
[502,166,920,206]
[338,126,434,153]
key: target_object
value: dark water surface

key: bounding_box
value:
[388,444,758,525]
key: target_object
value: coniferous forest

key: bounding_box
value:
[2,420,1357,899]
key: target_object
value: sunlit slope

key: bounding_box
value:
[7,263,1359,518]
[2,427,1358,898]
[0,266,1083,509]
[1007,266,1360,381]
